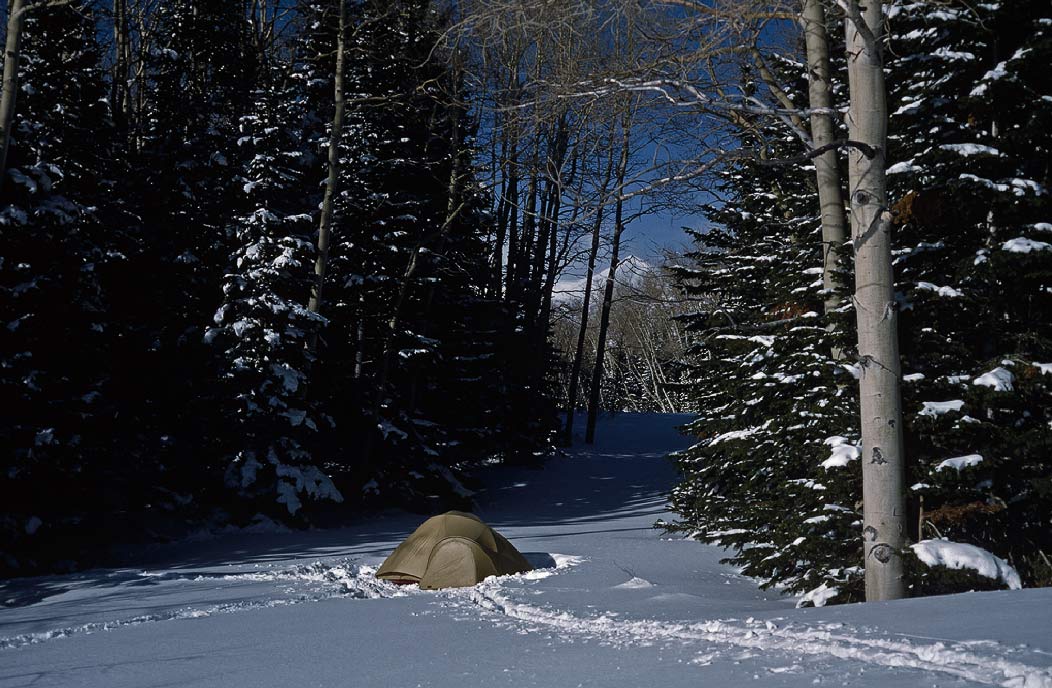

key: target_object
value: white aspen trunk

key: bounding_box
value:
[0,0,26,193]
[844,0,907,602]
[307,0,347,320]
[801,0,849,318]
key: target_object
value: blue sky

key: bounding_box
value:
[621,209,703,261]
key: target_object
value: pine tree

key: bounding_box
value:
[0,2,127,572]
[669,0,1052,602]
[666,53,865,604]
[880,0,1052,591]
[108,0,259,508]
[205,62,341,519]
[295,0,536,505]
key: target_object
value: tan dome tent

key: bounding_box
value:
[375,511,532,589]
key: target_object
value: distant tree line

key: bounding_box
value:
[550,256,696,418]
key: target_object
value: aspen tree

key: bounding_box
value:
[0,0,27,190]
[307,0,347,324]
[801,0,848,319]
[842,0,906,602]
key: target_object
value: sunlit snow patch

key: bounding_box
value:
[796,582,839,608]
[934,454,984,472]
[821,436,860,469]
[919,399,965,416]
[614,577,654,589]
[551,554,585,569]
[912,540,1022,590]
[1002,238,1051,253]
[973,366,1014,392]
[916,281,964,298]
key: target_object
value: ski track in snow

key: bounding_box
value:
[0,560,399,651]
[3,554,1052,688]
[458,579,1052,688]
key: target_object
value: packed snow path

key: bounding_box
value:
[2,414,1051,687]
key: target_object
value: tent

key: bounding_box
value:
[375,511,532,589]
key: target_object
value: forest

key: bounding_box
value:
[1,0,1049,612]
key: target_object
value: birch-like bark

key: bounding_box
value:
[504,152,520,298]
[844,0,906,602]
[307,0,347,324]
[492,131,509,296]
[585,119,631,445]
[802,0,849,320]
[0,0,26,193]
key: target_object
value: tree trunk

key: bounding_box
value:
[844,0,906,602]
[563,148,614,445]
[535,170,565,348]
[491,131,509,297]
[307,0,347,326]
[112,0,129,134]
[585,120,631,445]
[0,0,26,193]
[514,162,539,304]
[504,153,520,300]
[802,0,849,320]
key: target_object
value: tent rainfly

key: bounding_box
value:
[375,511,532,589]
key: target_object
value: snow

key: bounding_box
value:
[552,255,652,305]
[973,366,1014,392]
[892,100,923,116]
[33,429,54,446]
[939,143,1002,157]
[821,436,861,469]
[796,582,839,608]
[886,160,920,174]
[709,425,763,445]
[912,540,1023,590]
[915,281,964,298]
[24,517,42,536]
[269,362,301,393]
[919,399,965,416]
[934,454,984,472]
[614,577,655,589]
[1002,238,1052,253]
[2,414,1051,688]
[959,175,1046,197]
[1034,362,1052,375]
[932,48,976,61]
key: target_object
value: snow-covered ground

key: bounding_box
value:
[2,413,1051,687]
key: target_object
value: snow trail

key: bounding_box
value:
[459,579,1052,688]
[3,414,1051,688]
[0,560,401,651]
